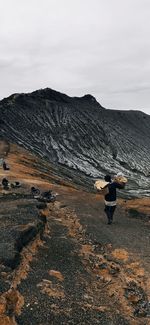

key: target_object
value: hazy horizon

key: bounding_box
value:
[0,0,150,113]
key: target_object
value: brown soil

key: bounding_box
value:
[0,143,150,324]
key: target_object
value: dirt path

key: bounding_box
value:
[17,206,124,325]
[0,193,149,325]
[14,194,150,325]
[59,191,150,275]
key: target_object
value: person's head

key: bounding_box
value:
[2,178,7,182]
[104,175,111,182]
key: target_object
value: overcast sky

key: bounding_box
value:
[0,0,150,113]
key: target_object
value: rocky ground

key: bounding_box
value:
[0,144,150,325]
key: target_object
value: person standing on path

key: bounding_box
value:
[104,175,125,225]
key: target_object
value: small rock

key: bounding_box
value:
[106,244,113,252]
[109,263,120,276]
[48,270,64,282]
[1,272,8,278]
[83,294,93,302]
[99,263,108,270]
[103,276,112,283]
[0,296,6,315]
[36,203,47,210]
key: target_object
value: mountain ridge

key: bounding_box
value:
[1,88,103,108]
[1,87,150,115]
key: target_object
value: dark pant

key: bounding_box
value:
[104,205,116,223]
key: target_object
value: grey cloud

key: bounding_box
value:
[0,0,150,114]
[109,85,150,94]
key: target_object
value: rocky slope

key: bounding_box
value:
[0,144,150,324]
[0,88,150,197]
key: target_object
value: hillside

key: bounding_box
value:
[0,88,150,197]
[0,144,150,325]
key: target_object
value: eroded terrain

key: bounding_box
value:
[0,144,150,325]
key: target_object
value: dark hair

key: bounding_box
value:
[104,175,111,182]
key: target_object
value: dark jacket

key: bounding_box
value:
[105,182,124,202]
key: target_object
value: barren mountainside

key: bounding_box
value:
[0,88,150,197]
[0,95,150,325]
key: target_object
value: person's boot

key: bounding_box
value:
[107,219,112,225]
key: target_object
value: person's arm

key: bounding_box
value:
[114,182,125,189]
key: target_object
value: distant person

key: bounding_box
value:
[41,190,56,203]
[31,187,40,198]
[2,178,9,190]
[0,158,4,167]
[11,181,21,188]
[104,174,126,225]
[3,161,10,171]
